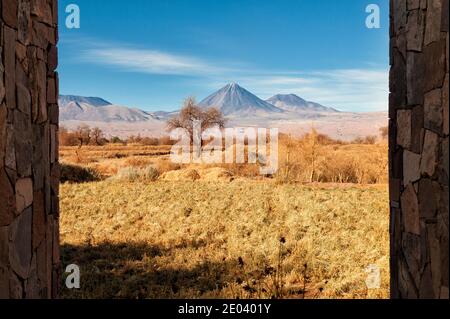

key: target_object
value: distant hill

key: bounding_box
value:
[59,95,112,107]
[266,94,339,113]
[59,95,160,123]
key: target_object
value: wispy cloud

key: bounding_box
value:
[78,41,388,112]
[227,69,389,112]
[82,47,227,76]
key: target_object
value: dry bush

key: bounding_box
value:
[112,166,160,182]
[379,126,388,140]
[316,145,388,184]
[141,137,159,146]
[277,132,320,183]
[60,126,106,146]
[127,135,175,146]
[89,162,120,177]
[200,167,234,182]
[185,169,201,181]
[318,156,359,183]
[277,130,387,184]
[154,158,181,173]
[124,157,154,168]
[158,136,175,146]
[160,169,201,181]
[59,129,387,185]
[59,127,79,146]
[72,151,98,165]
[104,152,128,159]
[351,135,378,145]
[221,163,261,178]
[110,136,126,144]
[215,143,269,179]
[128,135,159,146]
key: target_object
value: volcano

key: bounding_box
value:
[198,83,283,116]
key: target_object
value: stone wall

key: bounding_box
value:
[0,0,59,298]
[0,0,447,300]
[390,0,449,298]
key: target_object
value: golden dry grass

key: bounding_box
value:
[60,180,389,299]
[60,145,172,177]
[59,139,389,299]
[60,139,388,184]
[277,135,388,184]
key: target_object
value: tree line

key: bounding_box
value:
[59,126,175,147]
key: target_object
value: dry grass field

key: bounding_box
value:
[59,138,390,299]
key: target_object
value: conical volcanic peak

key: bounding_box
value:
[199,83,283,116]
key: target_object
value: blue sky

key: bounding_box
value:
[59,0,389,112]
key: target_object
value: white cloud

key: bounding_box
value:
[82,47,226,76]
[79,41,388,112]
[230,69,389,112]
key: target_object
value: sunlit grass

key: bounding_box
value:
[60,180,389,299]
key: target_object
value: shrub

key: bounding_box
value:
[125,157,153,168]
[379,126,388,140]
[351,135,378,145]
[158,136,175,146]
[110,136,125,144]
[113,166,160,182]
[142,166,160,181]
[185,169,201,181]
[126,135,175,146]
[276,130,387,184]
[155,159,181,173]
[141,137,160,146]
[59,127,79,146]
[60,164,101,183]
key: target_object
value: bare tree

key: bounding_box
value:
[74,125,91,149]
[379,126,388,140]
[59,126,79,146]
[202,107,226,130]
[302,127,320,183]
[91,127,104,146]
[167,97,226,141]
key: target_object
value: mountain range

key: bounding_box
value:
[266,94,338,113]
[59,96,159,122]
[59,83,387,140]
[59,83,338,122]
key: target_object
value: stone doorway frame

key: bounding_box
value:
[0,0,448,299]
[389,0,448,299]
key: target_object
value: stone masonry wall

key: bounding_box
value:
[0,0,59,298]
[0,0,447,300]
[390,0,449,298]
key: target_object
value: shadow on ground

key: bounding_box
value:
[61,241,267,299]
